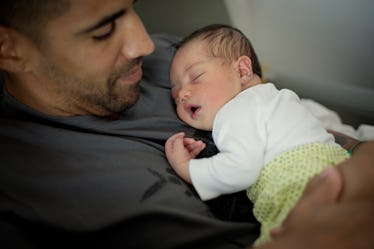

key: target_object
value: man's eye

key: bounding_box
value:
[92,22,115,41]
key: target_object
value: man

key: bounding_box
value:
[0,1,373,249]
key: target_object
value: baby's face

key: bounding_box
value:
[169,39,244,131]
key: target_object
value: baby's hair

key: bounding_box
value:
[174,24,262,78]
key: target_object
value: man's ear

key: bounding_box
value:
[0,26,26,72]
[236,56,253,84]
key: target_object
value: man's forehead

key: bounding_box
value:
[57,0,133,32]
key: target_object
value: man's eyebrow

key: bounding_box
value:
[79,9,125,34]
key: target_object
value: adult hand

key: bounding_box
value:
[253,141,374,249]
[255,201,374,249]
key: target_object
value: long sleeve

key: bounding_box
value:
[189,83,334,201]
[190,87,267,200]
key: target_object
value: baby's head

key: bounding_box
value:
[170,24,262,131]
[174,24,262,78]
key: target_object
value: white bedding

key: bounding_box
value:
[301,99,374,141]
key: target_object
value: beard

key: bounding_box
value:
[41,59,142,116]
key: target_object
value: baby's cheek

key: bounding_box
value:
[176,107,185,118]
[177,108,189,124]
[171,90,177,100]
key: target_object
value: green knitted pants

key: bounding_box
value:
[247,143,350,246]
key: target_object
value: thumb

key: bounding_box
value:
[302,167,344,204]
[272,167,344,238]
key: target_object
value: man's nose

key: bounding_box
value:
[120,11,155,60]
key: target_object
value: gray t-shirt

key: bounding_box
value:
[0,35,258,249]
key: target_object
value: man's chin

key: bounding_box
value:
[120,96,140,112]
[111,90,140,113]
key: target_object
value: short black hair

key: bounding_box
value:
[175,24,262,78]
[0,0,70,44]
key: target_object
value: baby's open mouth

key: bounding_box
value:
[190,106,199,114]
[185,104,201,119]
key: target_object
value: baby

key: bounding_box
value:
[165,24,349,245]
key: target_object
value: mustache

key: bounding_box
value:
[108,57,143,87]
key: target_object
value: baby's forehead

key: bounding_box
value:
[177,37,209,53]
[173,43,207,64]
[181,37,238,64]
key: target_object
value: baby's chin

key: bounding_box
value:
[186,121,212,132]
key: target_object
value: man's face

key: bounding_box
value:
[29,0,154,116]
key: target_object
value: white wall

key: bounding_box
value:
[136,0,231,37]
[225,0,374,126]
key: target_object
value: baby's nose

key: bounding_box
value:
[179,89,191,101]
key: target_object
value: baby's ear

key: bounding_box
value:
[236,56,252,84]
[0,26,27,72]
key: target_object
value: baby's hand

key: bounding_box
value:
[183,137,206,158]
[165,132,205,183]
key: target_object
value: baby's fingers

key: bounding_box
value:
[184,138,206,158]
[165,132,185,153]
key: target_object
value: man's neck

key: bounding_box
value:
[4,77,80,116]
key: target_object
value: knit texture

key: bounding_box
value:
[247,143,350,245]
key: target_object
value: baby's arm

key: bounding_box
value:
[165,132,206,183]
